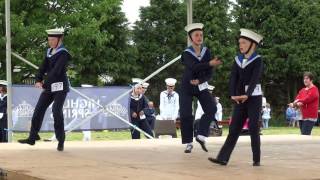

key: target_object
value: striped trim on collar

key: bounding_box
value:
[46,45,69,58]
[131,94,143,100]
[0,94,7,101]
[235,55,261,68]
[184,46,207,61]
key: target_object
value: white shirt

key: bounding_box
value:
[159,90,179,121]
[262,107,271,119]
[195,100,223,121]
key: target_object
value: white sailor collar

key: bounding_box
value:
[235,53,261,69]
[131,93,143,101]
[184,46,208,61]
[47,44,69,58]
[0,94,7,100]
[163,90,176,95]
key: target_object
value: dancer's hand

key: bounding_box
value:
[231,96,241,104]
[296,102,303,107]
[209,57,222,67]
[132,112,137,118]
[239,95,248,103]
[35,82,43,89]
[190,79,199,85]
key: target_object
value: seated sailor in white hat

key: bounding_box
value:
[159,78,179,121]
[130,78,153,139]
[179,23,222,153]
[209,28,263,166]
[18,28,71,151]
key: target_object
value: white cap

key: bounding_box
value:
[165,78,177,86]
[0,80,7,86]
[184,23,204,33]
[216,97,220,100]
[240,28,263,44]
[132,78,143,84]
[81,84,93,88]
[132,78,143,88]
[46,28,64,36]
[208,85,215,91]
[142,82,149,88]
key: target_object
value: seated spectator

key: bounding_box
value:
[144,101,156,131]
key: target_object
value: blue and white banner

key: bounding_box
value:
[12,85,131,132]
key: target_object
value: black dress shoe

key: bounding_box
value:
[184,144,193,153]
[57,142,64,151]
[18,138,35,145]
[35,134,41,141]
[208,157,228,166]
[253,162,260,166]
[195,137,208,152]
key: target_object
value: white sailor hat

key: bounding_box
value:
[165,78,177,86]
[132,78,143,84]
[81,84,93,88]
[46,28,64,37]
[142,82,149,88]
[132,78,143,88]
[0,80,7,86]
[240,28,263,44]
[184,23,204,33]
[208,85,215,91]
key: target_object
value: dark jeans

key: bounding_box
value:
[299,120,315,135]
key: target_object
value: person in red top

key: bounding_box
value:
[289,72,319,135]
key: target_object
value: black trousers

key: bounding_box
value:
[130,119,154,139]
[0,115,8,142]
[217,96,262,163]
[299,120,315,135]
[29,90,68,143]
[180,89,217,144]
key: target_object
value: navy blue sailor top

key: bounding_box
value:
[180,46,214,93]
[35,45,71,92]
[229,52,263,97]
[130,94,148,121]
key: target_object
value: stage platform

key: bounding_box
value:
[0,135,319,180]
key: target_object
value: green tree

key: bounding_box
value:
[0,0,135,86]
[133,0,186,106]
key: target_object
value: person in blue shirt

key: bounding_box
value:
[286,106,296,126]
[18,28,71,151]
[179,23,222,153]
[209,29,264,166]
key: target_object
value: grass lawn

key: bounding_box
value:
[12,126,320,142]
